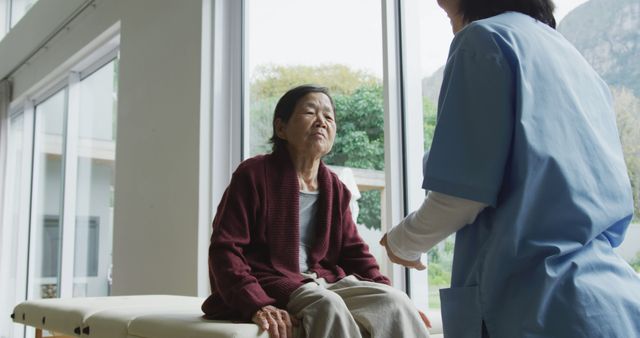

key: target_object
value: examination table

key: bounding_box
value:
[12,295,443,337]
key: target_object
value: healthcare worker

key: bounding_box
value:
[380,0,640,337]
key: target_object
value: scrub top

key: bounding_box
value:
[425,12,640,338]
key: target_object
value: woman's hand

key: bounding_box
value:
[252,305,299,338]
[379,234,426,270]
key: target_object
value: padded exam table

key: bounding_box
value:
[12,295,443,337]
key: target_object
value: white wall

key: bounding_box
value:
[3,0,119,98]
[0,0,89,83]
[0,0,205,300]
[112,0,203,296]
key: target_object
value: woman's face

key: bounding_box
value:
[276,92,336,159]
[437,0,465,33]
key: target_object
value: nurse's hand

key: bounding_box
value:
[379,234,426,270]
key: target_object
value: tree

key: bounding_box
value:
[324,84,386,230]
[423,97,437,150]
[612,86,640,220]
[251,64,379,99]
[249,64,381,156]
[249,95,279,155]
[324,85,385,171]
[631,252,640,273]
[249,65,386,230]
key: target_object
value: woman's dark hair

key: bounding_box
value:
[269,84,336,152]
[458,0,556,29]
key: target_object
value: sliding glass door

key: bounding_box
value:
[28,89,67,300]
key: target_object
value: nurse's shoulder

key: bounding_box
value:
[450,12,550,66]
[449,14,515,57]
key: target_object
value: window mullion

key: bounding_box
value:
[26,99,43,301]
[19,99,36,338]
[204,0,246,296]
[13,103,34,308]
[398,0,429,306]
[381,0,408,289]
[59,73,80,298]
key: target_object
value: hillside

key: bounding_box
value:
[423,0,640,101]
[558,0,640,96]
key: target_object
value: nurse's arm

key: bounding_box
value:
[382,191,487,267]
[380,234,427,270]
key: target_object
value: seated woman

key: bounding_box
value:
[202,85,430,338]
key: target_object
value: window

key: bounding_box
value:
[0,112,31,338]
[408,0,455,311]
[409,0,640,314]
[217,0,638,321]
[1,52,119,314]
[29,88,67,299]
[246,0,391,275]
[9,0,38,28]
[0,0,8,40]
[72,59,118,297]
[0,0,41,41]
[556,0,640,273]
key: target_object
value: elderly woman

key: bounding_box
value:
[202,85,430,338]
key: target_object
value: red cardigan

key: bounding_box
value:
[201,149,390,321]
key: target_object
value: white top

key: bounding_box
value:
[299,191,319,272]
[386,191,487,261]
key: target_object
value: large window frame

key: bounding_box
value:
[207,0,427,291]
[21,48,119,300]
[0,0,41,41]
[1,103,33,338]
[0,34,119,337]
[206,0,640,320]
[199,0,246,297]
[1,0,9,40]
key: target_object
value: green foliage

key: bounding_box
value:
[251,64,379,99]
[423,97,437,150]
[357,190,382,231]
[249,64,386,230]
[427,236,455,307]
[631,252,640,273]
[324,84,386,230]
[324,84,385,171]
[428,260,451,286]
[248,65,383,158]
[249,96,279,155]
[612,86,640,221]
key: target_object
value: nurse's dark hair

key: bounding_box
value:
[270,84,336,153]
[458,0,557,29]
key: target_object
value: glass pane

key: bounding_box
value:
[555,1,639,273]
[412,0,602,312]
[0,114,27,337]
[0,0,8,40]
[9,0,38,28]
[73,59,118,297]
[246,0,389,274]
[30,89,66,300]
[411,0,455,313]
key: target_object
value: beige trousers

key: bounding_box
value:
[286,274,430,338]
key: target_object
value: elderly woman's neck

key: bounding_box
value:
[288,150,321,192]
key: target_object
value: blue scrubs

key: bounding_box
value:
[425,12,640,338]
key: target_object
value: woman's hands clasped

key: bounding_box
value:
[252,305,299,338]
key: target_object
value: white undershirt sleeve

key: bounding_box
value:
[385,191,488,261]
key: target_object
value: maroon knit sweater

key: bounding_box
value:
[201,149,390,321]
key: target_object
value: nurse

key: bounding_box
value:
[380,0,640,337]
